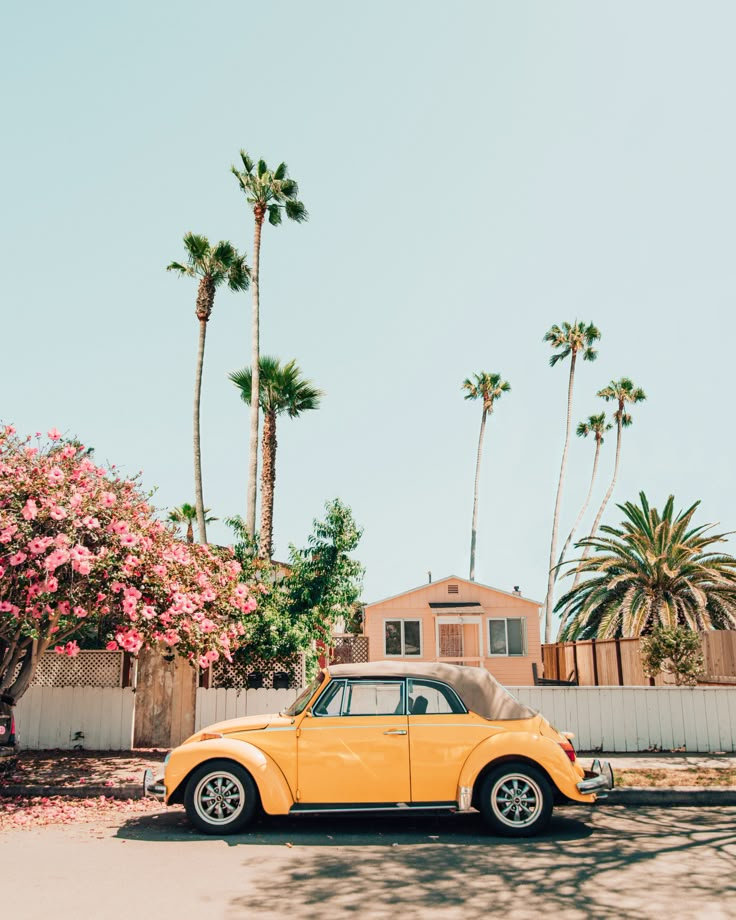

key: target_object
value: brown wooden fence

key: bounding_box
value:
[542,630,736,686]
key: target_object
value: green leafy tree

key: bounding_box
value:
[167,233,250,543]
[168,503,218,544]
[230,357,322,560]
[555,413,612,580]
[557,492,736,640]
[641,626,705,686]
[228,499,364,675]
[461,372,511,581]
[541,321,601,642]
[231,152,308,538]
[566,377,646,598]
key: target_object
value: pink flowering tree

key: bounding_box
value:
[0,426,257,706]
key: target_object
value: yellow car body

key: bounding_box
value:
[147,661,612,837]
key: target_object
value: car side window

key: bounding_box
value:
[312,680,346,716]
[408,679,466,715]
[343,680,405,716]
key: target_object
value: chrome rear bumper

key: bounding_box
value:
[143,768,166,801]
[577,759,614,797]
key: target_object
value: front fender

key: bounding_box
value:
[165,738,295,814]
[459,731,595,804]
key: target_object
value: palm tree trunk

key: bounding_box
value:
[193,317,208,544]
[186,520,194,544]
[469,406,489,581]
[246,213,264,538]
[259,409,277,560]
[568,415,623,597]
[556,438,602,576]
[543,352,577,643]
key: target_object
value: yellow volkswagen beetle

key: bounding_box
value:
[144,661,612,837]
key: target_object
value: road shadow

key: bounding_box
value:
[117,806,592,846]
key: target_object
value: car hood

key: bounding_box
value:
[190,713,278,739]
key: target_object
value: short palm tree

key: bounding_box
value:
[231,152,308,538]
[541,321,601,642]
[230,357,321,559]
[168,504,218,544]
[556,412,612,579]
[167,233,250,543]
[566,377,647,599]
[462,372,511,581]
[557,492,736,639]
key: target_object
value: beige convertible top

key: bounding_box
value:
[328,661,536,721]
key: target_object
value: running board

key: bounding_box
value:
[290,801,457,814]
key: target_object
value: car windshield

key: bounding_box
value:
[281,673,324,717]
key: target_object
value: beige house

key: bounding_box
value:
[363,575,542,685]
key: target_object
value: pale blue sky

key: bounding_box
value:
[3,2,735,617]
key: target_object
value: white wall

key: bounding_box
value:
[508,686,736,753]
[195,687,298,731]
[16,686,135,750]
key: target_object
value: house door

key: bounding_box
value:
[436,617,482,665]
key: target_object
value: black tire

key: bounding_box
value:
[184,759,258,835]
[478,762,553,837]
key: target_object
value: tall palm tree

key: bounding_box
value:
[564,377,647,604]
[555,412,612,580]
[168,503,218,544]
[557,492,736,639]
[231,152,308,538]
[167,233,250,543]
[462,372,511,581]
[541,321,601,642]
[230,356,321,559]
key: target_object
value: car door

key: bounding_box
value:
[297,678,410,804]
[407,678,494,803]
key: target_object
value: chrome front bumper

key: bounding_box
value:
[577,759,614,797]
[143,768,166,801]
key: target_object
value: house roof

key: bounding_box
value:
[365,574,542,609]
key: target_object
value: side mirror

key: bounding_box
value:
[304,707,313,717]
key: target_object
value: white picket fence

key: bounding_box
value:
[16,686,135,750]
[195,687,296,731]
[196,685,736,752]
[14,684,736,753]
[508,686,736,753]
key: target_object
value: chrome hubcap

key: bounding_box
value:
[491,774,542,828]
[194,771,245,825]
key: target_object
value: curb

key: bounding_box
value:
[0,784,143,800]
[602,786,736,807]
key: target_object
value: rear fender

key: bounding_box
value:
[459,732,595,803]
[166,738,294,814]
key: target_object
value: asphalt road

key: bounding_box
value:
[2,805,735,920]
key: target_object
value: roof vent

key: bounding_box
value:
[448,583,459,594]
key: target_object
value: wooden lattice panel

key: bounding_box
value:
[210,652,305,690]
[31,651,124,688]
[331,635,369,665]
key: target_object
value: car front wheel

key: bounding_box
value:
[184,759,258,835]
[479,762,553,837]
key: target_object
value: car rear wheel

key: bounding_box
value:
[184,760,258,835]
[479,762,553,837]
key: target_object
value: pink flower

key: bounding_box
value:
[162,629,180,646]
[4,425,16,435]
[82,516,100,530]
[49,505,67,521]
[73,606,87,619]
[47,427,62,441]
[101,492,116,508]
[152,564,166,578]
[119,532,138,548]
[42,576,59,593]
[73,559,92,575]
[0,528,16,544]
[47,466,65,486]
[22,499,38,520]
[9,551,27,566]
[106,640,118,651]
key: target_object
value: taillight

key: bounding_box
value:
[559,739,576,763]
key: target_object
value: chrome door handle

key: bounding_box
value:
[384,729,407,735]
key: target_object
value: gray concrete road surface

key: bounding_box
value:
[1,805,735,920]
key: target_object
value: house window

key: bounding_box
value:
[488,618,525,656]
[384,620,422,657]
